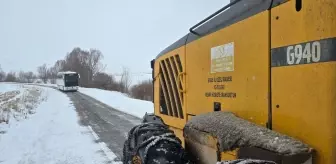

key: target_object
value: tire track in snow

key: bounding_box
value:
[87,126,121,164]
[66,91,141,161]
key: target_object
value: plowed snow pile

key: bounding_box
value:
[0,84,46,128]
[79,87,154,118]
[0,83,118,164]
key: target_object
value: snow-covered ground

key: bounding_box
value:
[0,82,153,163]
[78,87,154,118]
[0,84,45,127]
[19,81,153,119]
[0,83,22,93]
[0,83,120,164]
[29,82,57,87]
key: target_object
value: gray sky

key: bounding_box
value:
[0,0,229,82]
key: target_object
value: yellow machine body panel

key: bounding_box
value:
[185,10,270,126]
[271,0,336,163]
[152,0,336,163]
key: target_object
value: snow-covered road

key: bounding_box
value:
[0,84,121,164]
[67,91,141,161]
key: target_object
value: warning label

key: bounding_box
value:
[210,42,234,73]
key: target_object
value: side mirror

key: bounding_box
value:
[150,59,155,69]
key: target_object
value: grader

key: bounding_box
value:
[124,0,335,163]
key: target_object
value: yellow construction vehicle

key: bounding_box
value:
[150,0,336,163]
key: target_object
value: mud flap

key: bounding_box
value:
[184,130,220,164]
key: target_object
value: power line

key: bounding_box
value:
[112,72,151,76]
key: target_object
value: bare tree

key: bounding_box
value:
[80,48,106,86]
[54,60,65,72]
[119,67,132,93]
[18,71,28,83]
[16,71,36,83]
[130,79,153,101]
[92,72,117,90]
[88,49,106,77]
[25,71,35,83]
[37,64,48,83]
[0,72,5,82]
[4,72,17,82]
[45,47,110,87]
[58,47,106,87]
[47,67,58,84]
[65,48,90,86]
[0,65,5,82]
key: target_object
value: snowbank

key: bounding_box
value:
[0,83,22,93]
[0,84,47,126]
[0,82,57,88]
[31,83,57,87]
[79,87,154,118]
[0,84,119,164]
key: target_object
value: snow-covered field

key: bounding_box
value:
[79,87,154,118]
[0,83,119,164]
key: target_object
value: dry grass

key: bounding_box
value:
[0,90,20,104]
[0,85,47,124]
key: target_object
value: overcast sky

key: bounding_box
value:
[0,0,229,82]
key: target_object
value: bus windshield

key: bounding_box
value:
[64,74,79,86]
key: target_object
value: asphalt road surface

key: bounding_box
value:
[66,91,141,162]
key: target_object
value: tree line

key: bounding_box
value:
[0,47,153,101]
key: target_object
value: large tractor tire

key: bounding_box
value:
[122,113,193,164]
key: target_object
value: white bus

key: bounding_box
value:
[56,71,80,91]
